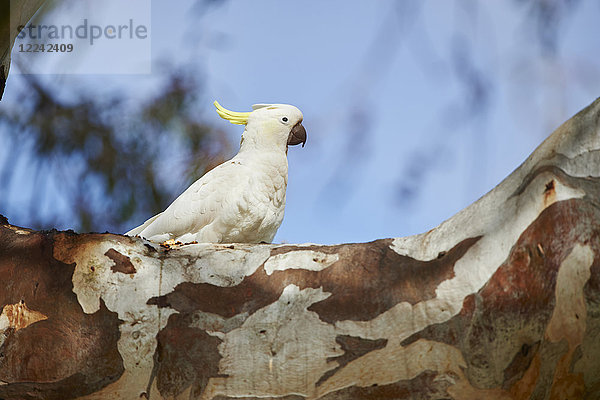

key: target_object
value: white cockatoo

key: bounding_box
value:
[125,101,306,244]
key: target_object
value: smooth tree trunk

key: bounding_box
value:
[1,98,600,399]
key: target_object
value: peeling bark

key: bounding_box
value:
[2,98,600,399]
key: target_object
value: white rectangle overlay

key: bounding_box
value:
[11,0,151,74]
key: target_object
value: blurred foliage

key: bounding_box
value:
[391,0,584,206]
[0,0,590,238]
[515,0,581,55]
[0,69,231,233]
[316,0,586,213]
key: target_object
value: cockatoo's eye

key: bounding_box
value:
[281,117,289,123]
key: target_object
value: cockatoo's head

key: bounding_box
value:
[214,101,307,151]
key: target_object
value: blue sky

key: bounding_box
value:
[4,0,600,244]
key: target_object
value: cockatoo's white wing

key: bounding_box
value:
[131,161,251,243]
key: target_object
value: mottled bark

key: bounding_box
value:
[2,98,600,399]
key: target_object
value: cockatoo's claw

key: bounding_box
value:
[159,239,184,249]
[159,239,199,250]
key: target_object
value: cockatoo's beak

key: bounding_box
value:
[287,122,306,147]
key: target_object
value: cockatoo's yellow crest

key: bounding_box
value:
[213,101,251,125]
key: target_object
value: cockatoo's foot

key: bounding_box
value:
[159,239,183,249]
[159,239,198,249]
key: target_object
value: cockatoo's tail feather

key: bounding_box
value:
[213,101,251,125]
